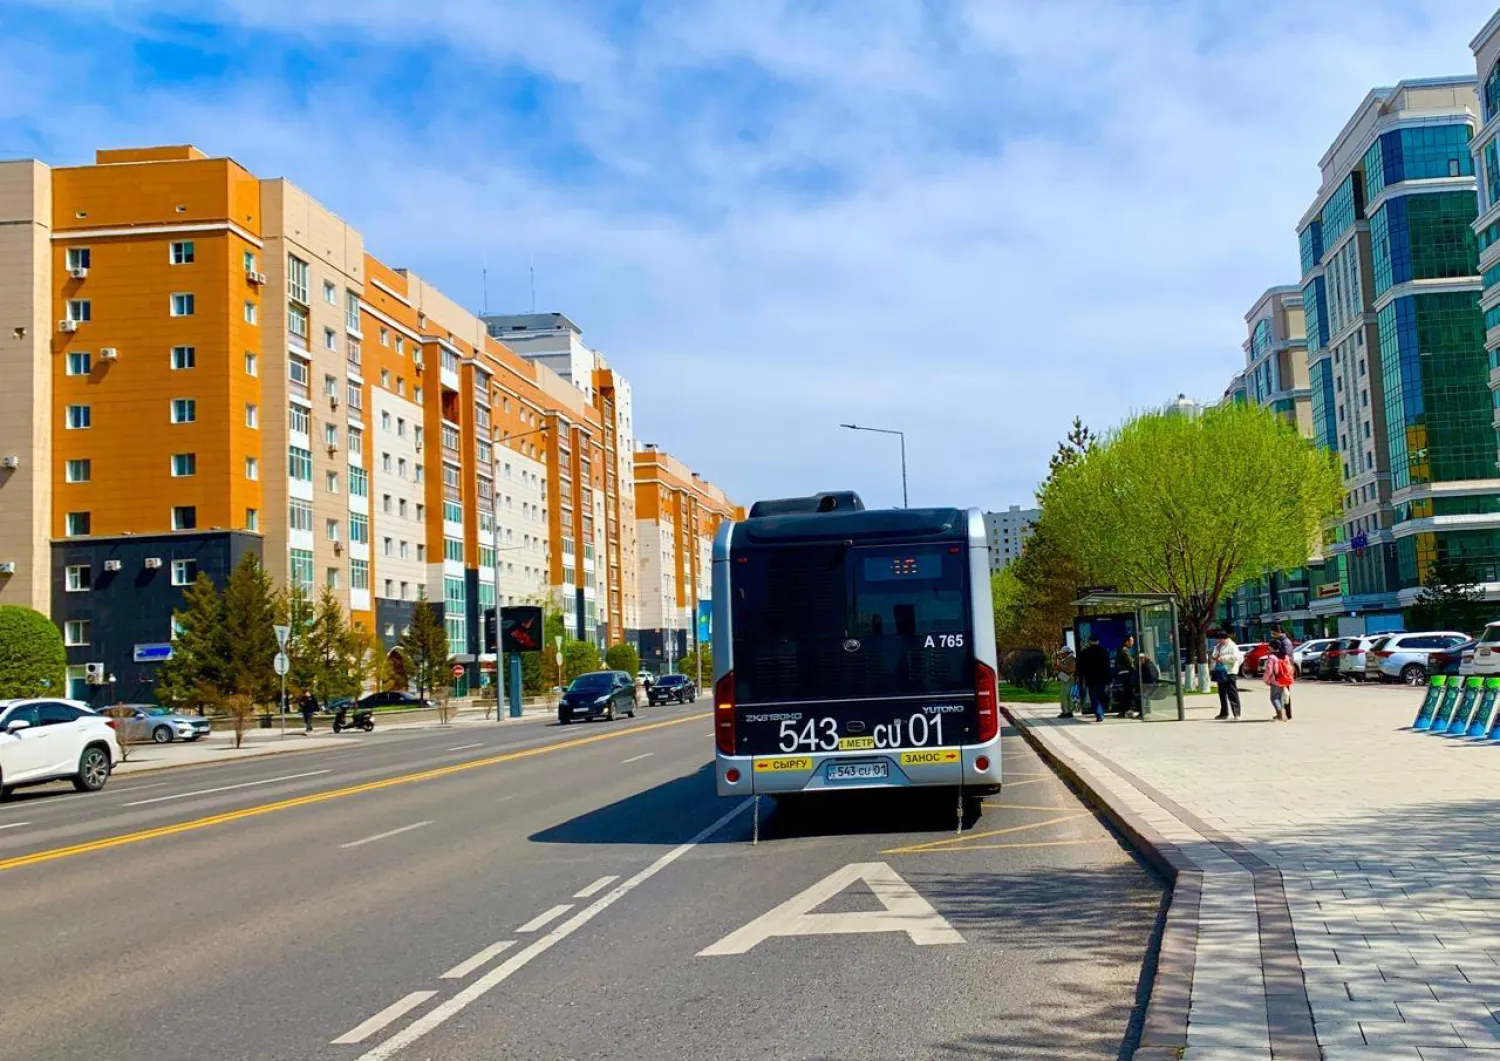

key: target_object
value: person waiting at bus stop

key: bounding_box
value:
[1114,635,1141,718]
[1076,635,1112,723]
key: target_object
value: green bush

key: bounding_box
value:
[604,642,640,675]
[0,606,66,698]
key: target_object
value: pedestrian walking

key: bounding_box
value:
[1271,625,1295,660]
[1264,642,1295,721]
[1076,635,1111,723]
[1211,631,1243,720]
[299,691,317,734]
[1056,645,1078,719]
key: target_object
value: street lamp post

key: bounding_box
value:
[839,423,908,508]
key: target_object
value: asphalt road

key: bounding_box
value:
[0,698,1165,1061]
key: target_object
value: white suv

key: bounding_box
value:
[0,698,120,799]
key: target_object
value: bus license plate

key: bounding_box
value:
[827,761,888,783]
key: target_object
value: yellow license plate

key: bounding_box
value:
[837,736,877,750]
[899,748,960,766]
[754,756,814,773]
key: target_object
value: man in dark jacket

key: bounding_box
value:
[1114,634,1141,717]
[299,691,317,734]
[1076,635,1112,723]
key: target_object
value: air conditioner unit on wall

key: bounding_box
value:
[144,557,162,569]
[58,320,78,333]
[85,662,106,684]
[1,456,17,470]
[330,395,340,408]
[103,559,122,572]
[247,270,265,285]
[69,266,89,280]
[0,562,14,575]
[99,347,118,361]
[333,540,343,555]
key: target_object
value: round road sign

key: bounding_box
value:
[452,664,465,678]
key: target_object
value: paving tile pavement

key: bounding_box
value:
[1009,679,1500,1059]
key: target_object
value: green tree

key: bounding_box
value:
[1006,521,1088,650]
[1041,403,1343,662]
[1409,559,1488,633]
[676,643,713,684]
[221,553,279,708]
[604,642,640,675]
[304,586,366,705]
[155,573,228,710]
[0,606,66,698]
[278,583,318,704]
[400,592,451,701]
[561,640,602,682]
[1041,416,1097,497]
[990,568,1022,650]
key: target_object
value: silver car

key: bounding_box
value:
[1373,631,1471,685]
[100,704,211,743]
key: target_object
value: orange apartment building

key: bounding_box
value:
[0,145,710,702]
[633,446,742,670]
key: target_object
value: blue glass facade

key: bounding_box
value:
[1486,139,1500,211]
[1370,197,1400,296]
[1301,276,1329,352]
[1487,63,1500,123]
[1362,125,1474,202]
[1370,192,1478,298]
[1299,220,1324,275]
[1309,359,1337,452]
[1322,174,1363,248]
[1378,299,1422,492]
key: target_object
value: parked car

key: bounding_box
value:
[1237,643,1270,678]
[357,691,432,710]
[1339,635,1386,681]
[1292,638,1336,679]
[1370,631,1471,685]
[0,698,120,798]
[1320,638,1354,681]
[558,671,637,724]
[648,673,697,705]
[1469,622,1500,676]
[99,703,211,743]
[1431,639,1478,678]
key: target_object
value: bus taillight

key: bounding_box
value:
[974,659,999,743]
[714,671,736,755]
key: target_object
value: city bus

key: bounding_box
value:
[712,491,1001,807]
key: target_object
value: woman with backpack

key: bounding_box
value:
[1264,642,1295,721]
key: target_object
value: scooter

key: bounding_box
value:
[332,703,375,733]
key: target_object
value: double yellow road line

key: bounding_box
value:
[0,711,710,874]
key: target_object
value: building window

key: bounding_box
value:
[327,518,341,541]
[380,327,390,346]
[288,255,310,304]
[416,544,425,562]
[398,498,408,518]
[65,511,90,536]
[383,537,394,557]
[326,470,340,494]
[399,540,409,559]
[350,512,369,544]
[66,299,91,322]
[172,505,196,530]
[382,411,392,431]
[346,382,362,411]
[244,301,257,325]
[395,336,404,355]
[400,581,410,600]
[289,549,314,593]
[245,508,259,532]
[349,465,368,498]
[397,378,406,397]
[171,346,196,370]
[416,503,424,521]
[384,581,394,600]
[244,250,257,273]
[351,559,369,590]
[324,327,337,351]
[65,565,91,592]
[289,498,313,532]
[324,373,339,398]
[171,559,197,585]
[382,494,392,514]
[348,425,362,451]
[66,404,91,429]
[398,457,408,478]
[245,456,259,480]
[64,620,90,646]
[171,453,196,477]
[244,352,258,376]
[324,423,338,448]
[289,446,313,481]
[66,351,90,375]
[67,246,91,271]
[381,369,390,388]
[171,398,196,423]
[382,453,392,473]
[170,240,195,265]
[288,404,307,434]
[346,291,360,332]
[170,293,195,316]
[65,459,90,483]
[246,403,259,429]
[288,303,308,339]
[323,280,336,305]
[444,537,464,563]
[397,417,407,438]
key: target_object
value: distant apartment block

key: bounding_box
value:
[983,506,1037,573]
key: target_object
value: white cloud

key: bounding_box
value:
[3,0,1497,510]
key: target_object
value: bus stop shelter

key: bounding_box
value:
[1071,590,1185,721]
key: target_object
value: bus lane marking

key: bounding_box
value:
[698,862,963,956]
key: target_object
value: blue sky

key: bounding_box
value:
[3,0,1496,509]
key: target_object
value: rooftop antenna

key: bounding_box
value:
[529,253,536,313]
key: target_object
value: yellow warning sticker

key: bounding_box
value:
[837,736,877,751]
[754,756,814,772]
[899,748,961,766]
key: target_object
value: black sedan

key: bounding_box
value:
[648,674,697,704]
[558,671,637,724]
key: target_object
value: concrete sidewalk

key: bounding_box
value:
[113,702,558,776]
[1007,680,1500,1060]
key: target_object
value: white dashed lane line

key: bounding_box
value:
[0,822,30,831]
[341,821,432,849]
[332,992,437,1045]
[440,940,517,980]
[621,752,654,764]
[447,743,485,752]
[121,770,333,807]
[574,875,619,898]
[516,904,573,933]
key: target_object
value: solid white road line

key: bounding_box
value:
[620,752,654,764]
[440,940,517,980]
[356,798,753,1061]
[516,904,573,932]
[332,991,437,1045]
[574,875,619,899]
[341,821,433,849]
[121,770,333,807]
[446,743,485,752]
[0,822,31,831]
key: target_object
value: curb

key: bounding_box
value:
[1002,705,1197,1059]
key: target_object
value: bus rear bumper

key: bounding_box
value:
[716,738,1002,797]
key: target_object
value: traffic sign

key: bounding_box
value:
[273,652,289,676]
[452,663,465,678]
[274,624,291,649]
